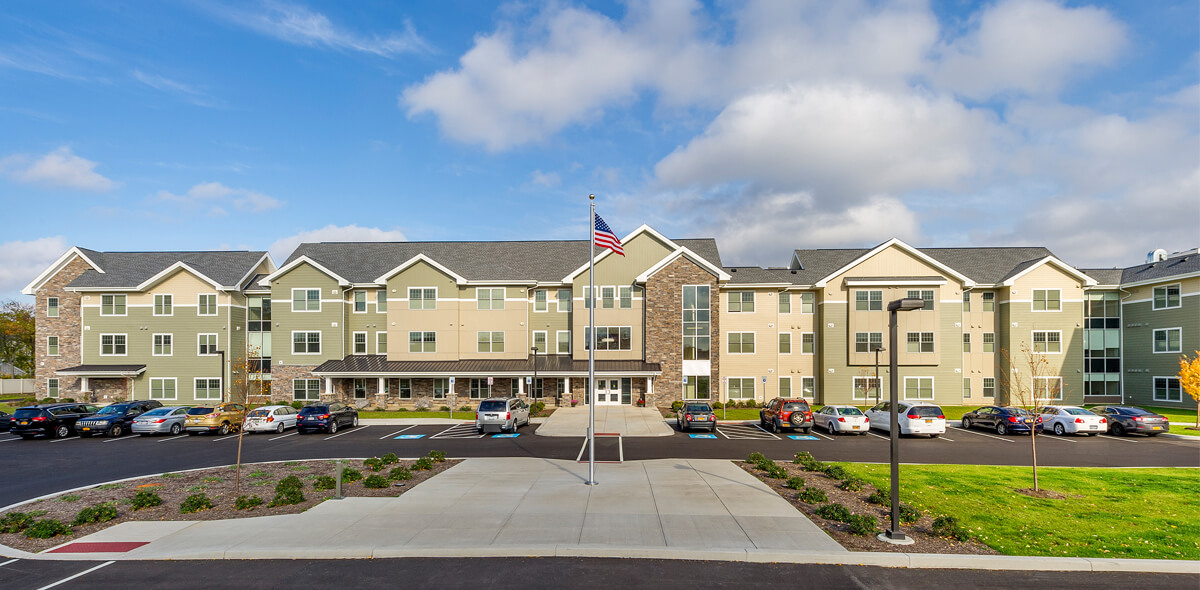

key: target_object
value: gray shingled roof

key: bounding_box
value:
[723,267,793,285]
[313,355,660,374]
[1117,253,1200,284]
[286,238,721,284]
[787,246,1059,285]
[67,249,267,289]
[1079,268,1124,285]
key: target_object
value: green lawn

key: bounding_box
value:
[841,464,1200,560]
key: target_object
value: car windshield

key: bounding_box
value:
[141,408,171,417]
[96,406,123,415]
[684,404,711,413]
[837,407,864,416]
[908,406,943,417]
[479,400,507,412]
[299,406,327,414]
[247,409,271,417]
[188,407,214,415]
[1064,408,1094,415]
[14,409,43,419]
[782,402,808,411]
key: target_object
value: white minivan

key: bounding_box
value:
[865,401,946,437]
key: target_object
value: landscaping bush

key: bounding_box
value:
[458,406,472,412]
[531,401,545,415]
[234,495,264,511]
[340,468,363,483]
[439,406,450,412]
[846,514,878,536]
[793,452,824,472]
[269,476,306,507]
[131,491,163,510]
[180,494,214,514]
[866,490,888,506]
[413,457,434,471]
[797,488,827,504]
[820,464,849,480]
[671,400,684,412]
[0,511,35,534]
[58,494,81,503]
[766,464,788,479]
[373,407,386,412]
[313,476,336,491]
[900,503,921,526]
[362,457,385,472]
[427,450,447,463]
[932,515,970,541]
[277,475,303,491]
[838,477,865,492]
[711,401,723,410]
[793,451,813,465]
[290,401,304,410]
[380,453,399,465]
[815,503,852,522]
[388,466,412,481]
[24,519,72,539]
[363,475,389,489]
[396,407,409,412]
[785,476,805,490]
[72,504,118,526]
[747,452,767,464]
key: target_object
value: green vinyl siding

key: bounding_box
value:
[271,262,343,365]
[1121,294,1200,409]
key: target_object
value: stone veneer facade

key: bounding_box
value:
[644,256,721,411]
[35,256,91,399]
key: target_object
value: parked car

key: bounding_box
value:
[10,403,100,439]
[132,406,191,436]
[243,405,299,434]
[814,405,869,435]
[865,402,946,437]
[475,398,530,434]
[296,402,359,434]
[185,402,247,435]
[961,406,1043,435]
[1038,405,1106,436]
[77,400,162,437]
[759,397,813,433]
[676,402,717,432]
[0,409,11,432]
[1091,406,1169,437]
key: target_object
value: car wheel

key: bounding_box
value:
[770,419,780,433]
[801,427,810,435]
[962,418,971,430]
[996,423,1008,436]
[1053,423,1065,436]
[709,425,716,433]
[170,423,182,436]
[1112,423,1125,436]
[328,421,339,434]
[276,423,285,433]
[109,424,123,437]
[759,412,766,428]
[827,421,837,435]
[352,416,359,427]
[218,423,230,436]
[55,425,70,439]
[930,434,939,438]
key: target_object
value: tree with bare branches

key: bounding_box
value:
[998,342,1061,493]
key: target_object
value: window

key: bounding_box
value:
[101,294,126,316]
[409,331,436,353]
[292,288,320,312]
[397,379,412,399]
[150,377,177,400]
[906,332,934,353]
[408,288,436,310]
[558,288,571,312]
[377,332,387,354]
[983,332,995,353]
[853,376,881,401]
[727,332,755,354]
[534,289,548,312]
[477,288,505,310]
[1154,377,1182,402]
[962,292,970,312]
[962,333,971,353]
[433,378,449,399]
[294,379,321,401]
[154,294,172,316]
[682,285,710,361]
[354,291,367,313]
[779,333,791,354]
[1034,376,1063,401]
[532,331,547,353]
[1153,284,1181,310]
[801,332,815,354]
[353,379,367,399]
[583,286,592,309]
[778,292,791,313]
[377,290,387,312]
[469,378,489,399]
[600,286,615,309]
[904,377,934,400]
[194,378,221,401]
[248,296,271,332]
[47,336,59,356]
[557,331,571,354]
[683,376,711,400]
[47,378,59,398]
[800,292,814,314]
[47,297,59,317]
[728,291,754,313]
[152,334,172,356]
[619,286,632,309]
[198,294,217,316]
[907,290,934,311]
[353,332,368,354]
[1032,289,1061,312]
[1153,328,1182,353]
[1084,291,1120,383]
[801,377,815,398]
[779,377,792,397]
[963,378,971,398]
[1032,330,1062,354]
[100,334,127,356]
[530,378,546,399]
[982,292,995,312]
[292,331,320,354]
[198,333,219,355]
[983,377,995,398]
[854,332,883,353]
[855,290,882,311]
[584,327,632,351]
[478,331,505,353]
[727,377,754,400]
[510,379,520,397]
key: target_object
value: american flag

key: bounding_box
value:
[593,213,624,256]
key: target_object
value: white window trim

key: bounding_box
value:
[291,288,321,312]
[727,331,756,355]
[409,331,436,353]
[152,333,173,357]
[99,333,127,357]
[47,335,60,357]
[100,294,127,317]
[1153,376,1182,402]
[153,293,173,317]
[778,291,792,315]
[533,289,548,313]
[854,332,884,354]
[728,291,755,313]
[800,292,815,314]
[376,289,388,313]
[1033,376,1064,402]
[855,290,883,312]
[150,377,178,401]
[477,331,505,354]
[779,332,792,355]
[800,376,816,399]
[800,332,816,355]
[376,331,388,354]
[557,289,571,313]
[1031,289,1062,312]
[852,376,881,401]
[47,377,60,398]
[293,378,321,401]
[906,331,935,353]
[618,285,633,309]
[557,330,572,354]
[197,293,219,316]
[408,287,437,310]
[291,330,321,355]
[1152,327,1183,354]
[352,290,368,314]
[1031,330,1063,354]
[532,330,548,353]
[726,376,756,400]
[1152,284,1182,310]
[477,287,506,310]
[197,333,219,356]
[903,376,935,401]
[46,297,59,318]
[352,331,368,355]
[194,377,222,401]
[585,326,634,351]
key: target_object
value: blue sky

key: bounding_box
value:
[1,0,1196,300]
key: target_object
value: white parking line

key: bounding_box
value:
[324,426,367,441]
[1099,434,1140,444]
[49,436,80,443]
[431,424,484,439]
[156,434,190,443]
[269,432,297,441]
[212,434,240,442]
[1038,434,1077,443]
[949,426,1015,443]
[381,426,416,439]
[935,435,955,442]
[36,560,115,590]
[102,435,142,443]
[0,436,23,443]
[715,424,781,440]
[811,431,833,440]
[0,558,17,567]
[866,431,889,440]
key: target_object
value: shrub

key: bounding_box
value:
[459,405,472,412]
[396,407,409,412]
[340,468,363,483]
[785,476,805,490]
[161,472,184,479]
[24,519,72,539]
[0,511,35,534]
[413,457,433,471]
[248,470,270,479]
[388,467,412,481]
[72,504,118,526]
[797,488,827,504]
[277,475,304,491]
[747,452,767,464]
[269,476,306,507]
[671,400,684,412]
[820,464,849,480]
[846,514,878,536]
[815,503,852,522]
[427,450,446,463]
[867,490,889,506]
[313,476,336,490]
[839,478,865,492]
[131,491,163,510]
[363,475,389,489]
[531,401,545,415]
[439,406,450,412]
[711,401,724,410]
[932,515,970,541]
[793,451,814,465]
[40,397,56,403]
[373,407,386,412]
[180,494,214,514]
[380,453,399,465]
[766,465,788,479]
[899,503,921,526]
[363,458,385,472]
[234,495,264,510]
[291,401,305,410]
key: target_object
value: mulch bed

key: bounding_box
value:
[741,459,998,555]
[0,457,458,553]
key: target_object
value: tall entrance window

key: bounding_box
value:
[682,285,710,361]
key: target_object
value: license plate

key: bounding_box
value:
[82,427,90,431]
[1152,426,1161,430]
[19,421,28,425]
[486,414,498,419]
[1089,425,1098,429]
[696,416,708,421]
[851,425,860,430]
[924,419,933,423]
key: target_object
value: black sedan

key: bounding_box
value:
[1091,406,1170,436]
[961,406,1043,435]
[76,400,162,437]
[296,402,359,434]
[676,402,717,432]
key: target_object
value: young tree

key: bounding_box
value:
[229,344,266,493]
[0,300,35,376]
[998,342,1060,493]
[1180,351,1200,430]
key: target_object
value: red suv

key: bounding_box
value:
[760,398,813,434]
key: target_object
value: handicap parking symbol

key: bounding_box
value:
[394,434,426,440]
[492,433,520,438]
[688,433,718,439]
[787,435,819,440]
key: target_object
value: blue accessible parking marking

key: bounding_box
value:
[787,435,819,440]
[689,433,718,439]
[491,433,520,438]
[394,434,426,440]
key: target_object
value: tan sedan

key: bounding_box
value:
[185,402,247,435]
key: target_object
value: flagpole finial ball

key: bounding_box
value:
[589,193,595,200]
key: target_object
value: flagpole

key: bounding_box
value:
[587,194,597,485]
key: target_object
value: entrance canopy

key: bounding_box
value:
[55,364,146,378]
[312,355,660,379]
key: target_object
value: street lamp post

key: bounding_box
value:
[873,346,885,406]
[880,298,924,546]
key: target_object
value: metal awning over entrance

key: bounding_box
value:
[55,364,146,377]
[311,355,660,378]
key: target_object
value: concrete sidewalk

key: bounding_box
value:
[535,406,673,437]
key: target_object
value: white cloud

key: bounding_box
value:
[132,70,223,108]
[529,170,561,188]
[1,146,117,192]
[156,181,282,213]
[0,236,68,295]
[268,224,407,262]
[217,1,430,57]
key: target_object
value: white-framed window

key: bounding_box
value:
[477,287,505,310]
[855,290,882,311]
[853,376,881,400]
[962,333,971,353]
[683,376,711,400]
[778,292,791,314]
[963,378,971,398]
[854,332,883,353]
[292,288,321,312]
[194,378,221,401]
[353,379,367,399]
[46,297,59,317]
[1154,377,1182,402]
[801,332,815,354]
[478,331,505,353]
[584,327,632,351]
[377,332,388,354]
[983,332,995,353]
[397,378,412,399]
[1153,284,1181,310]
[904,376,934,400]
[557,330,571,354]
[150,377,177,400]
[409,287,436,310]
[727,377,754,400]
[1153,328,1182,353]
[906,332,934,353]
[353,291,367,313]
[1032,330,1062,354]
[801,377,815,398]
[1033,376,1063,401]
[982,291,995,312]
[727,332,755,354]
[907,289,934,311]
[198,333,219,355]
[557,288,571,312]
[198,293,218,316]
[294,378,320,401]
[778,332,791,354]
[532,331,547,354]
[154,294,173,316]
[682,285,710,361]
[100,333,127,356]
[152,333,172,356]
[800,292,814,314]
[292,331,320,354]
[101,294,126,316]
[47,336,59,356]
[409,331,436,353]
[377,290,388,312]
[779,376,792,397]
[600,286,615,309]
[983,377,995,398]
[47,378,59,398]
[534,289,548,312]
[1032,289,1060,312]
[619,285,633,309]
[962,292,971,312]
[510,379,520,397]
[728,291,754,313]
[352,331,368,354]
[433,378,449,399]
[582,286,593,309]
[469,378,489,399]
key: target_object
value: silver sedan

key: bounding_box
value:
[132,406,191,436]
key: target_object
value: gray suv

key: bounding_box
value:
[475,398,530,434]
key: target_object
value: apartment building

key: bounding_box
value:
[23,230,1199,410]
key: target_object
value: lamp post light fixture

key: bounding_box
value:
[880,298,925,546]
[872,345,885,406]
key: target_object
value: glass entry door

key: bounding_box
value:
[595,379,621,405]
